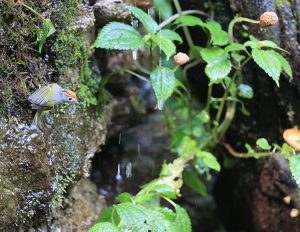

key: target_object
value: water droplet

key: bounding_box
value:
[116,164,122,181]
[137,143,141,156]
[126,162,132,178]
[119,131,122,144]
[132,50,138,60]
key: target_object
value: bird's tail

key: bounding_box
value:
[32,110,50,132]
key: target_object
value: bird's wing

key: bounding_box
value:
[28,85,52,106]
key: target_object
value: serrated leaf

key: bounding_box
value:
[269,50,293,80]
[93,22,144,50]
[175,205,192,232]
[115,203,172,232]
[153,34,176,60]
[117,192,132,203]
[159,29,183,43]
[150,66,176,110]
[205,21,230,46]
[173,15,204,27]
[88,222,121,232]
[200,47,231,83]
[257,40,288,53]
[205,60,231,84]
[256,138,271,150]
[252,48,282,86]
[289,155,300,188]
[238,84,253,99]
[127,6,158,33]
[225,43,245,52]
[183,171,208,196]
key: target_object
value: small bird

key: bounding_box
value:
[28,83,78,131]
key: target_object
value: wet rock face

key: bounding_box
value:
[0,104,113,229]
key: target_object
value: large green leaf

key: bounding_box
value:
[252,48,282,86]
[88,222,121,232]
[225,43,246,53]
[175,205,192,232]
[173,15,204,27]
[127,6,158,33]
[150,66,176,110]
[204,21,230,46]
[153,34,176,60]
[289,155,300,188]
[159,29,183,43]
[200,47,229,64]
[93,22,144,50]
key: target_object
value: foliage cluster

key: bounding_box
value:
[90,1,299,231]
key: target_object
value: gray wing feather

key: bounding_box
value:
[28,85,52,106]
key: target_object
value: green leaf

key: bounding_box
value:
[159,29,183,43]
[150,66,176,110]
[175,205,192,232]
[115,203,173,232]
[257,40,288,53]
[93,22,144,50]
[196,151,221,171]
[200,47,232,83]
[238,84,253,99]
[183,171,208,196]
[174,15,204,27]
[200,47,229,64]
[152,34,176,60]
[43,18,56,37]
[282,143,294,152]
[225,43,246,53]
[256,138,271,151]
[176,136,198,158]
[88,222,121,232]
[117,192,132,203]
[269,50,293,80]
[127,6,158,33]
[231,53,246,62]
[35,18,56,53]
[205,60,232,84]
[204,21,230,46]
[289,155,300,188]
[252,48,282,86]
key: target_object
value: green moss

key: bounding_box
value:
[275,0,291,6]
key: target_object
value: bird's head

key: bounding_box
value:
[62,89,78,103]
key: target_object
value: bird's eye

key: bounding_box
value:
[68,97,72,101]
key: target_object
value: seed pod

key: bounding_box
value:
[260,12,278,27]
[283,128,300,151]
[174,52,189,65]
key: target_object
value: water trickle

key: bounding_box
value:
[126,162,132,178]
[158,8,162,66]
[137,143,141,156]
[132,50,138,60]
[157,100,164,111]
[118,131,122,144]
[115,164,122,181]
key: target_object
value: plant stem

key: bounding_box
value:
[228,17,259,43]
[222,142,293,159]
[20,2,44,19]
[125,69,150,82]
[173,0,194,48]
[157,10,208,30]
[133,58,151,75]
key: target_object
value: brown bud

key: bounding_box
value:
[259,12,278,27]
[174,52,189,65]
